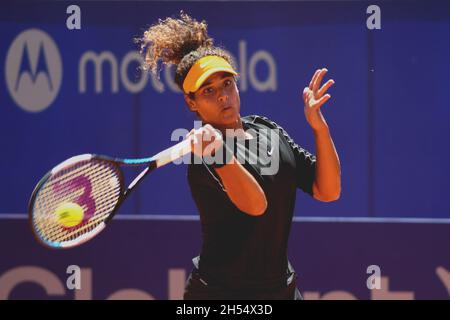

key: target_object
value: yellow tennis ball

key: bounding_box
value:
[55,202,84,228]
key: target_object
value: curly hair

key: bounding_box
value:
[137,11,237,93]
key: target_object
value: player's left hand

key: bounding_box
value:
[302,68,335,131]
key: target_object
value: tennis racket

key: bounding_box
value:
[28,138,192,249]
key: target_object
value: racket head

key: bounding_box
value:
[28,154,125,249]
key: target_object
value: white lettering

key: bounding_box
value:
[366,5,381,30]
[66,265,81,290]
[366,264,381,289]
[79,51,119,93]
[66,5,81,30]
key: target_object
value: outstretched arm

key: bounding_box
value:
[303,68,341,202]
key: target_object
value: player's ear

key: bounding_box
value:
[184,94,198,112]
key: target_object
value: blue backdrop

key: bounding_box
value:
[0,0,449,300]
[1,1,449,219]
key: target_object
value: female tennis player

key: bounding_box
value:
[139,12,341,300]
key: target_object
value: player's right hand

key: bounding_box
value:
[186,124,224,158]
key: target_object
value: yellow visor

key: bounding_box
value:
[183,56,238,94]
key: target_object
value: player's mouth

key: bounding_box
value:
[221,105,233,112]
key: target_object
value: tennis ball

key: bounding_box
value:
[55,202,84,228]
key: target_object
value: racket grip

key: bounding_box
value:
[153,137,192,168]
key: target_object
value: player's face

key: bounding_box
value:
[185,72,241,129]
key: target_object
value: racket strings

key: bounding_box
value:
[34,184,109,241]
[40,175,119,238]
[32,159,122,246]
[39,168,120,239]
[36,176,117,237]
[34,169,120,243]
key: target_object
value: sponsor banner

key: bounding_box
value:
[0,217,449,300]
[1,2,449,219]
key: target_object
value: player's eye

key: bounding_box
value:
[224,79,232,86]
[203,87,214,95]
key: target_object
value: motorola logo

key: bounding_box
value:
[5,29,62,112]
